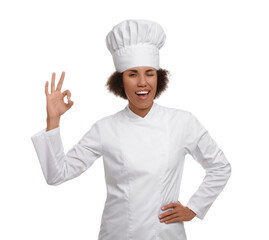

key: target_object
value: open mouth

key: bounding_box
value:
[135,90,150,96]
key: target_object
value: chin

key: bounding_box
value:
[133,99,153,108]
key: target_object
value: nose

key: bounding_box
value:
[137,75,147,87]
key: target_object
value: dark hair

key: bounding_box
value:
[105,68,170,100]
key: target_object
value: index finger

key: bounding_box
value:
[56,71,65,91]
[161,202,177,210]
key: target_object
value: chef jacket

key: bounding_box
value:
[31,101,231,240]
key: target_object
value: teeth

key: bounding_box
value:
[136,91,149,95]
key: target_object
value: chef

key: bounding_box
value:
[31,19,232,240]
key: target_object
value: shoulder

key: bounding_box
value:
[156,103,192,121]
[92,109,121,127]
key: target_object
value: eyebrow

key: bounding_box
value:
[128,69,154,73]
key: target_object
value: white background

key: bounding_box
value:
[0,0,268,239]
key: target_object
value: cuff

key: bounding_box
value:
[186,202,205,220]
[31,126,60,140]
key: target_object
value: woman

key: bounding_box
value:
[31,19,232,240]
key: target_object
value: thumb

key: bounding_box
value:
[66,95,74,109]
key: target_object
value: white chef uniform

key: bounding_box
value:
[31,101,232,240]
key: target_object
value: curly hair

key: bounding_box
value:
[105,68,170,100]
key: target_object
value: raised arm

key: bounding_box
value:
[31,72,102,185]
[31,122,102,186]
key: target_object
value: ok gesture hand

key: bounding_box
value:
[45,71,74,119]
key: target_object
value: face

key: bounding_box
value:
[122,66,157,115]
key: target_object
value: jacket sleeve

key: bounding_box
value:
[184,112,232,220]
[31,122,103,186]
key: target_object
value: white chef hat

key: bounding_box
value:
[105,19,166,73]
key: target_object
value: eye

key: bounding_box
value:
[129,74,136,77]
[147,75,154,76]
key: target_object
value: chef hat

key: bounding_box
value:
[105,19,166,73]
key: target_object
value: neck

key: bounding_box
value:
[128,101,154,118]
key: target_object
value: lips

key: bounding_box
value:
[135,90,150,95]
[135,90,150,100]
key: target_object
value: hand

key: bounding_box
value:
[45,71,74,119]
[158,201,196,223]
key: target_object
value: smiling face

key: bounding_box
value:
[122,66,157,118]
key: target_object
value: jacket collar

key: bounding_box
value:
[123,101,158,122]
